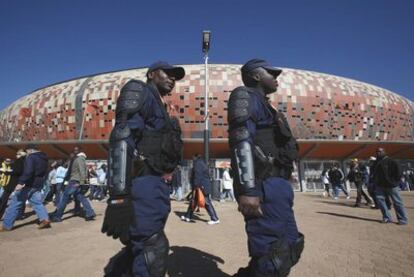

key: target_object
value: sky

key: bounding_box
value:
[0,0,413,111]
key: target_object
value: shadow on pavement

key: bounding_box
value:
[103,245,231,277]
[168,246,230,277]
[13,218,39,230]
[317,200,375,209]
[17,210,36,220]
[303,194,326,198]
[173,211,208,223]
[317,211,380,223]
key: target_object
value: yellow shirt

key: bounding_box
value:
[0,162,12,187]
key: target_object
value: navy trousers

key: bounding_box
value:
[245,177,299,274]
[129,175,171,276]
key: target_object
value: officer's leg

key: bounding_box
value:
[245,177,301,276]
[129,175,171,276]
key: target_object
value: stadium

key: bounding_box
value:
[0,64,413,191]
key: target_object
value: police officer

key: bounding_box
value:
[102,61,185,276]
[228,59,304,276]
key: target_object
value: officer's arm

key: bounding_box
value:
[108,80,147,198]
[228,88,258,197]
[102,80,147,242]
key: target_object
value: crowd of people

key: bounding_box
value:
[0,145,109,231]
[321,148,409,225]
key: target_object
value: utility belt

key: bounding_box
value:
[252,123,297,184]
[255,233,305,277]
[137,125,183,175]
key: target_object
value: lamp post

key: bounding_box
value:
[202,30,211,164]
[79,102,99,140]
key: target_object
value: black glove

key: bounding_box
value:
[101,197,135,244]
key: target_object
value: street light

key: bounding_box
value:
[202,30,211,164]
[202,31,211,53]
[79,102,99,140]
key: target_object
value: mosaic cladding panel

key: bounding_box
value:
[0,64,413,143]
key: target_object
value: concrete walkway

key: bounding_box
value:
[0,191,413,276]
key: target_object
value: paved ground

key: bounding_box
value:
[0,191,413,277]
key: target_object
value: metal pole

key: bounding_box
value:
[203,53,209,164]
[79,104,87,140]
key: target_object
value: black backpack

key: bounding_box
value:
[329,168,342,183]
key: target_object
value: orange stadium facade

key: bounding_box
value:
[1,64,413,190]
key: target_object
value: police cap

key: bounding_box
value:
[147,61,185,81]
[241,58,282,77]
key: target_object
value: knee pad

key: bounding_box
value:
[252,235,303,277]
[144,231,169,277]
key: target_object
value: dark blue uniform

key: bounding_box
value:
[103,80,176,277]
[233,89,298,245]
[125,82,173,276]
[103,61,185,276]
[228,84,302,276]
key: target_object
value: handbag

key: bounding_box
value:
[191,187,206,209]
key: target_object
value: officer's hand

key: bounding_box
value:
[238,195,263,219]
[101,197,134,244]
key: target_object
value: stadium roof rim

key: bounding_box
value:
[27,63,242,95]
[26,64,412,103]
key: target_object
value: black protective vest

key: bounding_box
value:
[253,107,299,181]
[137,105,183,175]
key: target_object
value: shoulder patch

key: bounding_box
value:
[228,87,252,125]
[116,80,148,114]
